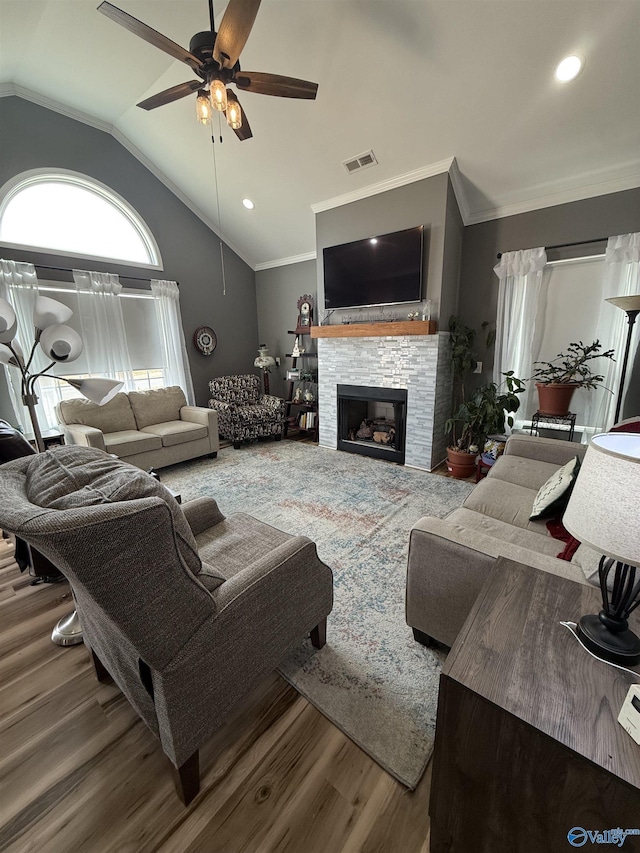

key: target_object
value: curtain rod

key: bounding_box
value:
[496,237,607,260]
[31,262,178,287]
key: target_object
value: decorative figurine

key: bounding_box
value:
[293,386,303,403]
[304,389,315,403]
[292,336,304,357]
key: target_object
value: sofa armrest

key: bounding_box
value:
[182,497,225,536]
[180,405,220,453]
[61,424,106,452]
[406,516,586,647]
[503,434,586,466]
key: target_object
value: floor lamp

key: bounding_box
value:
[606,295,640,425]
[0,294,123,645]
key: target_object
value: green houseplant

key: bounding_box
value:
[531,340,615,416]
[445,316,521,478]
[445,372,525,477]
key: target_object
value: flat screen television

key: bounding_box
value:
[323,225,424,310]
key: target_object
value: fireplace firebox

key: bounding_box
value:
[337,384,407,464]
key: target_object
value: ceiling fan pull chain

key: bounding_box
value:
[210,121,227,296]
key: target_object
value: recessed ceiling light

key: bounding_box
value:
[555,55,584,82]
[242,198,255,210]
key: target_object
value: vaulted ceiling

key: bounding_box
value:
[1,0,639,270]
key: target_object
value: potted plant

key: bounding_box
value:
[445,372,525,478]
[530,340,615,416]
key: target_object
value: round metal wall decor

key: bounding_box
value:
[193,326,217,355]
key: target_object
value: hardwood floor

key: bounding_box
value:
[0,546,433,853]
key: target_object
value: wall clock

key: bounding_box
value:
[193,326,217,356]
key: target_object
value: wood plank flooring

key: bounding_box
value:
[0,544,433,853]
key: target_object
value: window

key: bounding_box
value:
[32,283,166,427]
[0,170,161,268]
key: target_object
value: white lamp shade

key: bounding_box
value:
[0,298,17,343]
[606,295,640,313]
[33,295,73,330]
[66,376,124,405]
[39,324,83,362]
[254,355,276,368]
[563,433,640,566]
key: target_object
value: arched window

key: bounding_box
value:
[0,169,161,268]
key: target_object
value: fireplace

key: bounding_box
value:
[337,384,407,464]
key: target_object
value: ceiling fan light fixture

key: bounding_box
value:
[226,98,242,130]
[210,79,228,112]
[195,89,212,124]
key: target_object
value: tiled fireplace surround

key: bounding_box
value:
[317,332,452,471]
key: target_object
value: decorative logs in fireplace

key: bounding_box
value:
[350,419,397,447]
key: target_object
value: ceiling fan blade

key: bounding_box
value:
[213,0,262,68]
[137,80,203,111]
[225,95,253,141]
[235,72,318,99]
[98,1,204,72]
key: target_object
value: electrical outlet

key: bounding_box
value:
[275,357,281,366]
[474,361,483,374]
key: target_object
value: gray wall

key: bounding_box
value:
[0,96,258,410]
[255,259,316,399]
[315,172,456,324]
[458,187,640,417]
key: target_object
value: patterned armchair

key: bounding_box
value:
[208,374,285,449]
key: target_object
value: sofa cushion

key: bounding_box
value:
[488,454,564,491]
[446,507,562,558]
[463,477,550,534]
[141,420,208,447]
[57,392,137,433]
[129,386,187,429]
[103,430,162,457]
[24,446,201,576]
[529,456,581,520]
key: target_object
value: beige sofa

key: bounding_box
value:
[406,434,597,647]
[55,386,219,470]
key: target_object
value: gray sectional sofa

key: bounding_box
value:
[55,386,219,470]
[406,434,597,647]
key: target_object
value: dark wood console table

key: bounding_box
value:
[430,558,640,853]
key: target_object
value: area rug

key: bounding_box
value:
[161,441,473,788]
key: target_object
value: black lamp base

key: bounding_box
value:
[576,614,640,666]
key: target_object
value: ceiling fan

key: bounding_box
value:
[97,0,318,141]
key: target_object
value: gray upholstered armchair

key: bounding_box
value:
[0,446,333,804]
[208,374,285,448]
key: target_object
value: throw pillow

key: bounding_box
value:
[529,455,581,520]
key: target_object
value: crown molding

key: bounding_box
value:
[311,157,457,214]
[465,165,640,226]
[1,85,256,271]
[255,251,317,272]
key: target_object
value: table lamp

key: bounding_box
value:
[254,344,276,395]
[563,432,640,665]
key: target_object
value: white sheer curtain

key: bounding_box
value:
[0,259,59,433]
[589,233,640,432]
[150,279,195,404]
[72,270,135,390]
[493,247,547,422]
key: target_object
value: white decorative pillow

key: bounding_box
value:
[529,455,581,520]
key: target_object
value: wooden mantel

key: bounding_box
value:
[310,320,437,339]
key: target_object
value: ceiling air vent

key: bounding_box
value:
[343,150,378,175]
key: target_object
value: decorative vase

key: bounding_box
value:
[446,447,477,479]
[535,382,578,416]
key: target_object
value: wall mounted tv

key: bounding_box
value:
[323,225,424,310]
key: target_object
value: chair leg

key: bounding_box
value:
[233,440,242,450]
[88,646,112,683]
[310,618,327,649]
[274,433,282,442]
[171,750,200,806]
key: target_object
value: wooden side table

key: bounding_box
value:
[429,558,640,853]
